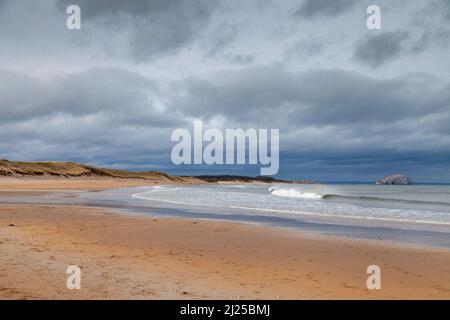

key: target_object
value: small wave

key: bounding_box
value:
[268,187,450,206]
[269,188,324,199]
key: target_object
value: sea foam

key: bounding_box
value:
[269,187,324,199]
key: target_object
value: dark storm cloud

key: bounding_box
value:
[294,0,357,18]
[56,0,218,60]
[1,0,449,181]
[353,32,409,68]
[172,66,447,128]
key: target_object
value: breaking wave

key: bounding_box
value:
[269,187,324,199]
[268,186,450,206]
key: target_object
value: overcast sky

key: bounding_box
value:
[1,0,449,182]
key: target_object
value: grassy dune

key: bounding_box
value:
[0,159,178,181]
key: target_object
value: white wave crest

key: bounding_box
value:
[269,187,324,199]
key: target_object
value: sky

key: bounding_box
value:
[0,0,449,182]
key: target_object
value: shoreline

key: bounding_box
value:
[2,178,450,250]
[1,178,450,299]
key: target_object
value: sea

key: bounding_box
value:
[129,183,450,228]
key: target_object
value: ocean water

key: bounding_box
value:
[130,183,450,229]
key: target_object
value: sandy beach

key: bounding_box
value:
[1,178,450,300]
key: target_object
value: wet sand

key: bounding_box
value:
[1,178,450,299]
[0,177,197,192]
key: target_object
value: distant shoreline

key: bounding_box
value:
[0,159,312,185]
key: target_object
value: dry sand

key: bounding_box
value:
[1,178,450,299]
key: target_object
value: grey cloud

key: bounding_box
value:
[58,0,209,19]
[1,0,449,180]
[227,54,254,64]
[410,30,450,53]
[353,32,409,68]
[416,0,450,24]
[411,0,450,51]
[294,0,357,18]
[168,66,450,164]
[0,68,166,124]
[172,67,446,127]
[411,32,431,53]
[56,0,218,61]
[202,22,238,57]
[284,39,323,61]
[0,67,186,167]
